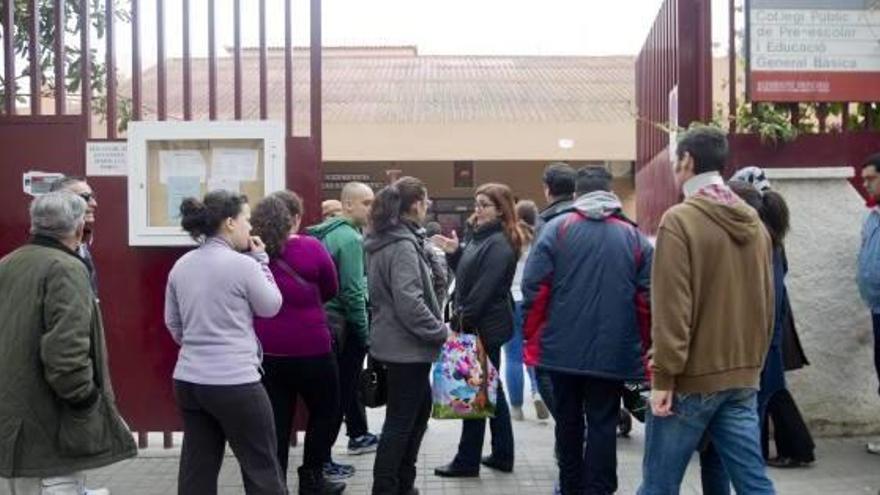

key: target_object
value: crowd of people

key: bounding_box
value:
[2,126,880,495]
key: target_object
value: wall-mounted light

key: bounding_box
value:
[558,138,575,149]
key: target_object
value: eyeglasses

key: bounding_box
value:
[474,201,496,211]
[79,192,96,203]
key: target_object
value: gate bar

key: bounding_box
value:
[105,0,117,138]
[284,0,292,135]
[82,0,91,135]
[208,0,216,120]
[2,0,13,115]
[233,0,242,120]
[54,0,66,115]
[310,0,321,141]
[28,0,41,115]
[727,0,736,131]
[259,0,267,120]
[157,0,166,121]
[131,0,141,120]
[182,0,191,120]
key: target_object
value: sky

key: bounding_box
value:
[112,0,691,74]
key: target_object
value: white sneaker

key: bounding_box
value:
[867,442,880,455]
[533,397,550,420]
[510,406,525,421]
[85,489,110,495]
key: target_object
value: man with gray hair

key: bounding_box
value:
[0,192,137,494]
[50,176,99,294]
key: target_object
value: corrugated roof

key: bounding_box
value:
[130,50,635,125]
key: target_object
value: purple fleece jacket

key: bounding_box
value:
[165,236,282,385]
[255,235,339,357]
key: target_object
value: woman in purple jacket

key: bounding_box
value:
[252,191,344,495]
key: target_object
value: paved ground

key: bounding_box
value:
[86,407,880,494]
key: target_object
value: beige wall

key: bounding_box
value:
[323,161,636,220]
[323,121,636,162]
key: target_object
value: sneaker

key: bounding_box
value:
[347,432,380,455]
[867,442,880,455]
[533,397,550,420]
[510,406,525,421]
[85,490,110,495]
[322,461,355,481]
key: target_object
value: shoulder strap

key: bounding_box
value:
[275,257,319,299]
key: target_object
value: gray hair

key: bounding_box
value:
[49,175,87,192]
[30,191,87,239]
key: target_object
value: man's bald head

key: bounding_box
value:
[341,182,373,202]
[339,182,374,227]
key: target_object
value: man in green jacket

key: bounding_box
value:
[307,182,379,479]
[0,191,136,494]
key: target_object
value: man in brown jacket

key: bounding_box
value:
[638,127,776,494]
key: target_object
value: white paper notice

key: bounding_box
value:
[159,150,207,184]
[86,141,128,176]
[212,148,259,182]
[207,177,241,194]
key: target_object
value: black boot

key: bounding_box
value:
[298,466,346,495]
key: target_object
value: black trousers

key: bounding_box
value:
[262,354,340,475]
[549,372,622,495]
[327,315,369,444]
[763,389,815,462]
[372,362,433,495]
[452,345,515,469]
[174,380,287,495]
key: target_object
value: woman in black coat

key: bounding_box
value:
[430,183,522,477]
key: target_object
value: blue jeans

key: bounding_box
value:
[638,388,775,495]
[873,313,880,396]
[502,302,540,407]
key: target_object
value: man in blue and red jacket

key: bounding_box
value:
[522,166,652,495]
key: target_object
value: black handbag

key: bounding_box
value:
[358,356,387,408]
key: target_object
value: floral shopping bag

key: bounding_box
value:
[431,332,498,419]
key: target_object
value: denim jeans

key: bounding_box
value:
[638,388,775,495]
[502,302,540,407]
[549,371,622,495]
[452,345,515,469]
[873,313,880,396]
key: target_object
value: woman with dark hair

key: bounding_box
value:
[729,168,816,469]
[251,191,344,495]
[504,200,549,421]
[164,190,287,494]
[365,177,448,495]
[431,183,520,478]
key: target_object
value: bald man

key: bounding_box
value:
[322,199,343,220]
[307,182,378,479]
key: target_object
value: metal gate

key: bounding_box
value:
[0,0,323,447]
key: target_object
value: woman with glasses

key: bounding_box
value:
[431,183,521,478]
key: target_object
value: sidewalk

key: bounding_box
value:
[88,408,880,494]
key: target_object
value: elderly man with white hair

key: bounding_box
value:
[0,191,136,495]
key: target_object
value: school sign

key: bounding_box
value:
[748,0,880,101]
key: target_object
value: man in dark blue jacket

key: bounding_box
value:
[522,166,653,495]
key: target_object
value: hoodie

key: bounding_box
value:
[650,191,775,394]
[364,222,447,364]
[306,217,369,345]
[522,191,653,379]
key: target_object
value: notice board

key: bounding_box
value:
[128,121,285,246]
[747,0,880,102]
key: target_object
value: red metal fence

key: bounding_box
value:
[634,0,713,234]
[0,0,323,447]
[636,0,880,234]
